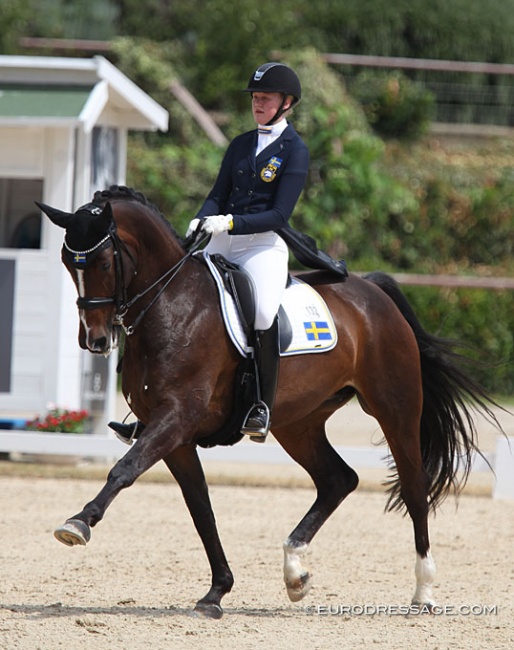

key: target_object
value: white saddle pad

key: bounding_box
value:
[200,251,338,357]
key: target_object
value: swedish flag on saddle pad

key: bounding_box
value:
[304,320,333,342]
[201,251,338,357]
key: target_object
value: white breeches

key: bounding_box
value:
[205,231,288,330]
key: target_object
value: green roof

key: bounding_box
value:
[0,86,92,118]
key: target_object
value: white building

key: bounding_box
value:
[0,55,169,432]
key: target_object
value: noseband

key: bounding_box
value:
[64,220,208,336]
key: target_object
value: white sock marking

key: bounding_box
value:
[283,537,309,584]
[413,550,436,605]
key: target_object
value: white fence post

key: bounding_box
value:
[493,437,514,500]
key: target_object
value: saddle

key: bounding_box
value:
[201,251,338,358]
[208,254,293,352]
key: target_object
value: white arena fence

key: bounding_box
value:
[0,428,512,501]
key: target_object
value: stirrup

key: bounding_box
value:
[241,402,270,441]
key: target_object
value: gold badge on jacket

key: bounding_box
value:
[260,156,283,183]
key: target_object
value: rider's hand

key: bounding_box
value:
[185,218,201,237]
[201,215,233,236]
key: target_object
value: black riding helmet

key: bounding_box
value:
[243,62,302,125]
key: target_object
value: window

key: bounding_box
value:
[0,178,43,249]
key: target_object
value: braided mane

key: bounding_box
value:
[92,185,182,241]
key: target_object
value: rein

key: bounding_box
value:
[116,232,208,335]
[69,222,209,336]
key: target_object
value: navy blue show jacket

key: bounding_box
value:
[195,123,348,278]
[195,124,309,235]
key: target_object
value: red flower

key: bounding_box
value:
[26,407,90,433]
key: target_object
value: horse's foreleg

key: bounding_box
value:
[274,426,359,602]
[163,445,234,619]
[54,425,174,547]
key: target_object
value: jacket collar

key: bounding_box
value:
[255,123,295,164]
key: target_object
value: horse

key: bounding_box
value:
[38,185,500,619]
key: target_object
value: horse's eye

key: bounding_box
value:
[101,261,112,271]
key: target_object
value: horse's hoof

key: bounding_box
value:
[285,571,312,602]
[192,602,224,619]
[411,600,437,614]
[54,519,91,547]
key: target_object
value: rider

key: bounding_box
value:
[188,62,309,440]
[108,62,346,445]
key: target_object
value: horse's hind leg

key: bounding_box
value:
[273,420,359,602]
[386,431,436,607]
[362,389,436,607]
[163,445,234,619]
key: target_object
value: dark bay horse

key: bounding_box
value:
[38,186,500,618]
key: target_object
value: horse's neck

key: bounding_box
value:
[126,231,211,328]
[139,231,184,267]
[120,213,184,269]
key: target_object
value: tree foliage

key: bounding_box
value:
[28,0,119,40]
[300,0,514,63]
[0,0,32,53]
[349,71,435,141]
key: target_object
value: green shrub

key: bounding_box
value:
[402,285,514,395]
[349,71,435,141]
[126,136,223,234]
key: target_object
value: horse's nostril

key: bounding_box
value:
[91,336,108,352]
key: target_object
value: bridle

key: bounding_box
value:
[64,220,208,336]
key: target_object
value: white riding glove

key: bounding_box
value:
[186,218,201,237]
[201,215,233,236]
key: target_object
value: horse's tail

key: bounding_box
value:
[363,271,503,512]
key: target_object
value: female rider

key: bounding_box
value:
[189,62,309,440]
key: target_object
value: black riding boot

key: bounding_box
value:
[241,317,280,442]
[108,419,145,445]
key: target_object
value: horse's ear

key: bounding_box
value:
[93,201,114,234]
[35,201,73,229]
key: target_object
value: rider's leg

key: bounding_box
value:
[241,316,280,439]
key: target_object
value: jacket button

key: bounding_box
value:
[238,169,244,175]
[247,190,253,196]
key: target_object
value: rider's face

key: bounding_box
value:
[251,92,291,125]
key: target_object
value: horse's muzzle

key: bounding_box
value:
[80,318,119,356]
